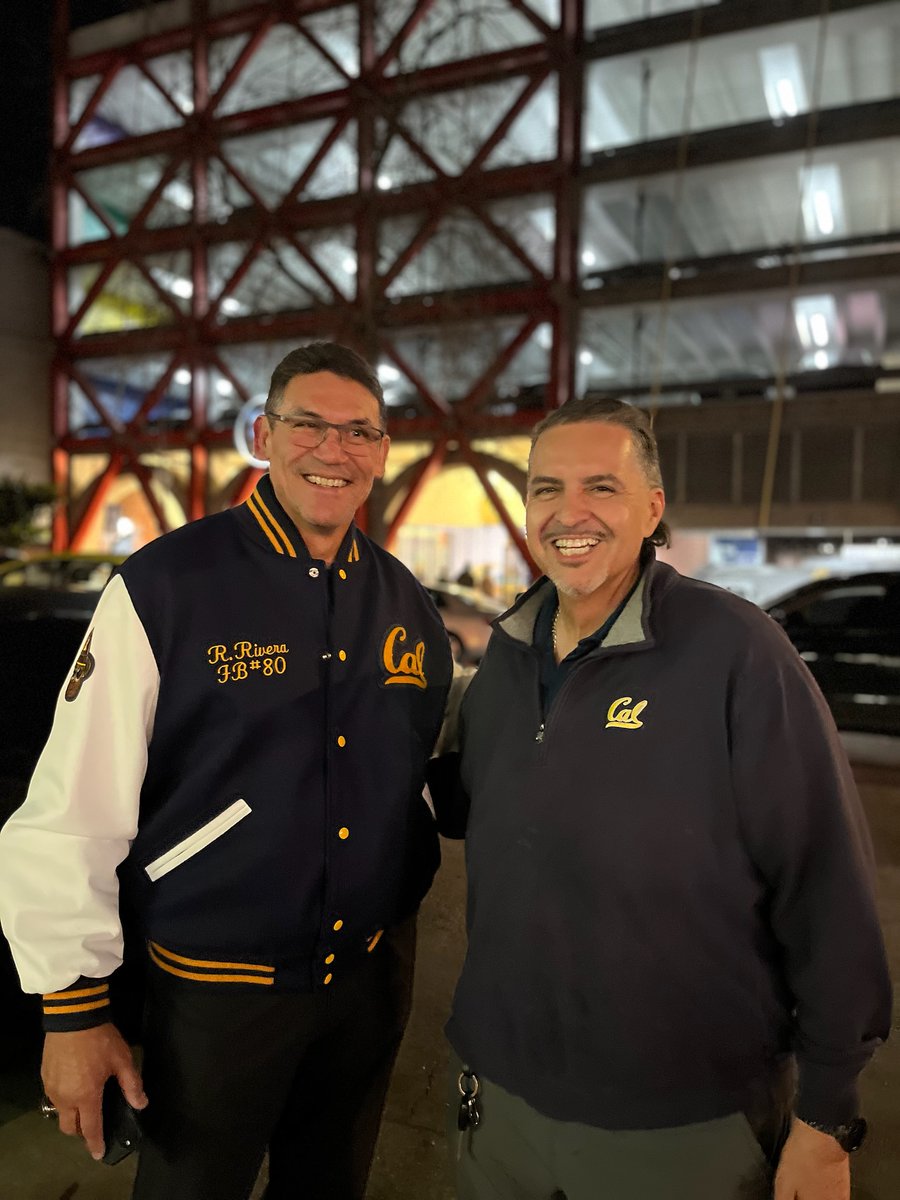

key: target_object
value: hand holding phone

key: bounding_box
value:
[100,1076,143,1165]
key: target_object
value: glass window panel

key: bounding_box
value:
[581,140,900,272]
[579,283,899,395]
[389,318,542,403]
[374,0,417,57]
[74,63,183,148]
[482,76,558,169]
[221,121,353,208]
[207,157,255,223]
[389,0,543,76]
[377,78,525,181]
[209,229,355,316]
[303,5,359,78]
[381,210,534,298]
[586,0,719,32]
[69,74,102,127]
[142,50,194,117]
[70,355,185,434]
[584,6,900,152]
[216,23,348,116]
[71,156,188,246]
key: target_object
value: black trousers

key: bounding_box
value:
[131,918,416,1200]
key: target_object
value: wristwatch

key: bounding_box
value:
[803,1116,868,1153]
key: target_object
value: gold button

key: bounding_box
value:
[338,827,349,840]
[333,919,343,931]
[325,953,335,964]
[339,569,347,580]
[337,735,346,747]
[338,650,347,661]
[324,973,333,985]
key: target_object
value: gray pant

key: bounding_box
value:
[448,1058,790,1200]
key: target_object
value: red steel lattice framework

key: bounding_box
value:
[51,0,586,561]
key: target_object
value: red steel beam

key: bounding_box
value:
[384,437,448,550]
[458,438,535,577]
[69,451,124,551]
[458,314,543,416]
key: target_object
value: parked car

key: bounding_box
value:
[766,571,900,737]
[427,583,505,663]
[0,555,123,796]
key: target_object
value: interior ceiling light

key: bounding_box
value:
[800,163,845,240]
[216,378,234,395]
[170,277,193,298]
[813,349,829,370]
[376,174,392,190]
[378,363,400,384]
[221,297,242,314]
[759,45,808,120]
[809,312,830,348]
[581,249,597,267]
[174,367,191,385]
[162,179,193,210]
[342,256,357,273]
[579,349,594,365]
[536,323,553,350]
[793,294,837,349]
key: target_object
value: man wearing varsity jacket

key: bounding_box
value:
[0,343,452,1200]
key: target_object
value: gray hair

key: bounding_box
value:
[266,342,386,427]
[530,397,670,547]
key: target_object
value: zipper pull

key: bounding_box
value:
[534,723,544,743]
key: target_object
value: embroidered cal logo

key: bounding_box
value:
[382,626,427,689]
[605,696,647,730]
[65,630,95,702]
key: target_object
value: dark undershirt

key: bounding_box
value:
[534,577,640,712]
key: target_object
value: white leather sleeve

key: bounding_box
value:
[0,574,159,993]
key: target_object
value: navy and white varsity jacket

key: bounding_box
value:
[0,475,452,1031]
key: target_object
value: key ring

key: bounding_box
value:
[457,1070,479,1098]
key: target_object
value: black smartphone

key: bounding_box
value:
[101,1077,143,1165]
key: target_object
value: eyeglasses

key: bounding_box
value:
[266,412,386,456]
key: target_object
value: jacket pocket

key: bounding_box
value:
[144,799,251,882]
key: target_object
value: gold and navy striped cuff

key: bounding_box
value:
[42,978,111,1032]
[149,941,275,986]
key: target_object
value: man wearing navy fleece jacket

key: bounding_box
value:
[427,396,890,1200]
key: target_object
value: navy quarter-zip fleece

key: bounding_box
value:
[437,556,890,1132]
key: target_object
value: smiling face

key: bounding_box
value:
[526,420,665,602]
[253,371,389,562]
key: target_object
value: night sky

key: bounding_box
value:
[2,2,159,242]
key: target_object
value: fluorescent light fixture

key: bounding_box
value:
[162,179,193,210]
[775,79,798,117]
[800,163,845,240]
[794,310,812,347]
[759,45,808,120]
[793,294,837,350]
[813,349,829,370]
[813,190,834,235]
[174,368,191,385]
[809,312,829,348]
[536,322,553,350]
